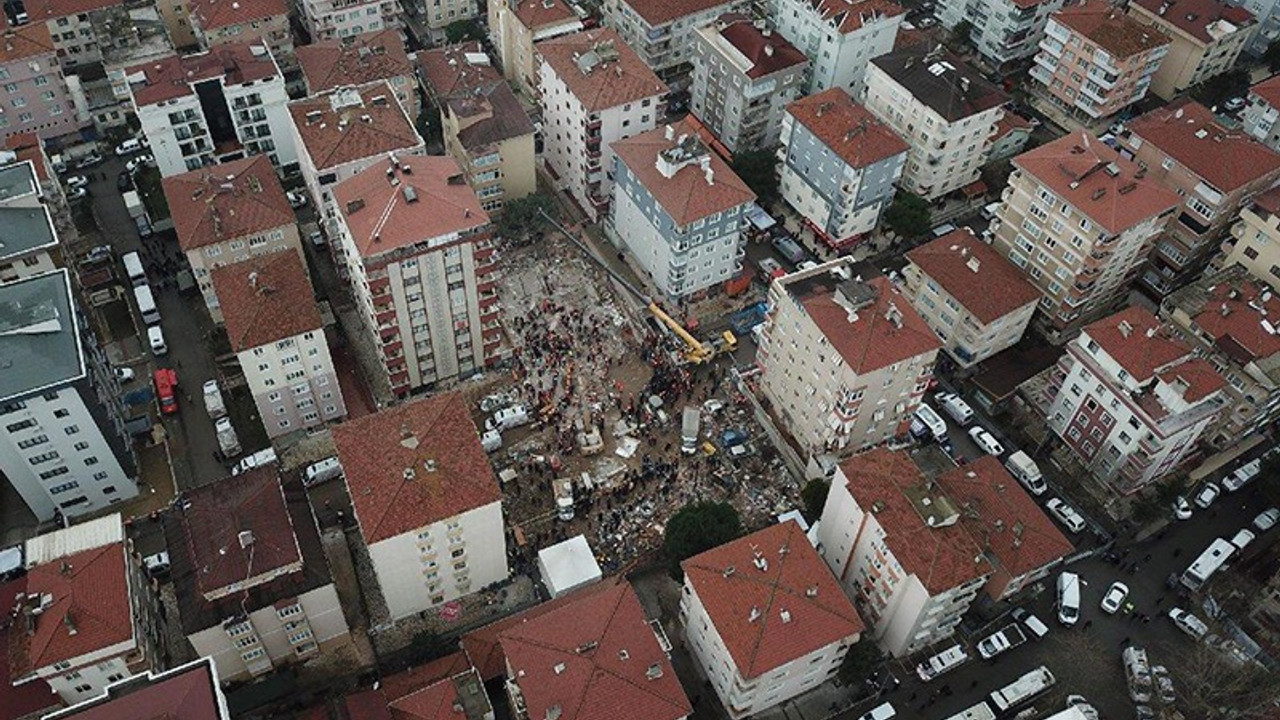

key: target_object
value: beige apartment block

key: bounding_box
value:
[487,0,583,97]
[1221,186,1280,288]
[442,82,537,214]
[1127,0,1256,100]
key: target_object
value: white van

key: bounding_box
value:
[936,392,974,425]
[121,251,147,287]
[916,644,969,681]
[133,284,160,325]
[147,326,167,355]
[857,702,896,720]
[1005,451,1047,496]
[1057,572,1081,626]
[304,457,344,487]
[912,403,948,441]
[487,405,531,432]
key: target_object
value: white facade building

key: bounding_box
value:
[0,162,60,285]
[817,448,992,657]
[298,0,403,41]
[938,0,1065,67]
[771,0,903,95]
[333,393,509,621]
[0,271,137,522]
[124,44,298,177]
[1244,74,1280,152]
[603,0,745,87]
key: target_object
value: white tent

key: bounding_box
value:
[537,535,603,598]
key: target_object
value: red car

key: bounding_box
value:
[154,368,178,415]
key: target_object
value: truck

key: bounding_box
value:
[1005,451,1047,496]
[214,417,241,457]
[555,478,575,521]
[203,380,226,419]
[728,301,769,337]
[232,447,277,475]
[989,666,1056,713]
[153,368,178,415]
[681,406,700,454]
[976,623,1028,659]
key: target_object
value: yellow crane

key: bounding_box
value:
[648,302,716,365]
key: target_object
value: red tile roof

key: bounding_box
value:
[48,660,224,720]
[8,543,133,677]
[934,457,1073,580]
[1013,131,1180,235]
[810,0,904,35]
[297,30,413,95]
[537,29,668,113]
[20,0,114,22]
[786,88,908,170]
[0,581,56,720]
[1083,306,1192,381]
[1156,356,1226,403]
[3,133,51,183]
[1127,100,1280,193]
[334,155,489,258]
[621,0,737,26]
[417,43,503,101]
[190,0,288,31]
[164,155,294,252]
[212,250,320,352]
[289,82,423,172]
[179,465,301,599]
[710,14,807,79]
[498,582,691,720]
[682,521,863,679]
[907,229,1041,324]
[0,21,55,63]
[388,667,489,720]
[333,392,501,545]
[125,44,279,107]
[379,652,473,702]
[790,275,940,373]
[993,110,1034,143]
[1188,274,1280,363]
[1251,73,1280,110]
[512,0,583,29]
[837,448,990,594]
[1131,0,1254,44]
[611,120,755,227]
[338,653,487,720]
[1054,2,1170,58]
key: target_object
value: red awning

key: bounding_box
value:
[962,180,988,198]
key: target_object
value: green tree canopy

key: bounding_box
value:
[732,149,780,204]
[1265,40,1280,73]
[445,19,484,44]
[497,194,558,242]
[837,642,883,686]
[1189,69,1250,110]
[800,478,829,525]
[662,501,743,579]
[883,193,932,239]
[949,20,973,50]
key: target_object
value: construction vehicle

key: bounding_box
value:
[648,302,716,365]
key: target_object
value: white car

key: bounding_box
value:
[114,138,144,156]
[1193,482,1220,509]
[967,426,1004,456]
[1046,498,1086,533]
[1222,459,1260,492]
[65,174,90,189]
[1168,608,1209,639]
[1230,528,1256,551]
[1101,581,1128,614]
[125,154,154,173]
[1172,496,1192,520]
[286,190,308,209]
[114,367,135,382]
[1224,97,1247,112]
[1253,508,1280,532]
[66,186,88,201]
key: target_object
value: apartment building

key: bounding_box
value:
[333,156,501,395]
[333,393,509,620]
[603,0,745,87]
[163,467,351,683]
[757,262,940,456]
[296,30,417,123]
[298,0,402,42]
[772,0,903,95]
[0,161,59,284]
[903,228,1041,368]
[609,122,755,299]
[0,20,78,141]
[164,155,302,321]
[8,516,163,704]
[1220,185,1280,287]
[155,0,199,48]
[21,0,135,68]
[1042,306,1226,493]
[1115,101,1280,298]
[289,81,424,219]
[689,14,807,155]
[778,88,907,249]
[939,0,1066,68]
[933,457,1074,601]
[500,582,691,720]
[211,252,346,440]
[1161,266,1280,448]
[817,448,991,657]
[4,133,77,245]
[989,110,1036,161]
[45,658,230,720]
[442,81,536,214]
[988,131,1180,340]
[188,0,295,70]
[538,29,668,222]
[1127,0,1255,100]
[0,271,137,522]
[124,44,298,177]
[1031,3,1171,122]
[681,520,863,719]
[418,0,480,32]
[1243,74,1280,152]
[486,0,583,97]
[863,46,1008,201]
[417,42,503,107]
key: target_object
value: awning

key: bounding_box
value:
[746,204,776,230]
[962,180,988,198]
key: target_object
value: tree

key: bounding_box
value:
[837,642,882,686]
[414,104,443,150]
[882,193,932,239]
[445,19,484,43]
[800,478,829,525]
[949,21,973,50]
[1153,475,1187,507]
[732,149,780,204]
[662,501,742,579]
[1190,69,1250,110]
[1259,450,1280,506]
[1165,639,1280,718]
[981,158,1013,196]
[496,194,559,242]
[1265,40,1280,73]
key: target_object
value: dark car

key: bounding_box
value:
[117,171,133,192]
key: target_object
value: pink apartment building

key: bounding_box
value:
[0,19,78,141]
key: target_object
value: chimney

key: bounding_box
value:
[664,124,674,141]
[399,423,420,449]
[238,530,254,548]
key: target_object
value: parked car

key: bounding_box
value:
[83,245,113,264]
[1168,607,1209,639]
[1224,97,1247,112]
[1172,496,1193,520]
[66,186,88,201]
[115,138,144,156]
[1101,581,1128,614]
[1047,498,1086,533]
[126,154,154,173]
[967,426,1004,456]
[1194,482,1220,509]
[114,367,135,382]
[856,702,896,720]
[1223,458,1260,492]
[930,222,957,238]
[117,171,133,192]
[1253,508,1280,532]
[74,152,103,168]
[1230,528,1256,551]
[286,190,308,209]
[757,257,786,279]
[65,174,90,189]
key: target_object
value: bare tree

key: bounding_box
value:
[1162,641,1280,718]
